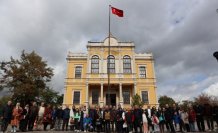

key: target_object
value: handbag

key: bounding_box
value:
[70,118,74,124]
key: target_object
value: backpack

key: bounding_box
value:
[105,111,110,120]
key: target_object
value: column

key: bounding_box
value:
[86,83,89,110]
[100,83,104,107]
[119,83,123,107]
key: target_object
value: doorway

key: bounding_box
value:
[106,94,116,106]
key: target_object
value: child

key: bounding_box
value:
[142,111,148,133]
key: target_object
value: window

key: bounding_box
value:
[107,55,115,73]
[92,90,99,104]
[139,66,146,78]
[123,91,130,104]
[75,66,82,78]
[73,91,80,104]
[123,55,131,74]
[91,55,99,73]
[141,91,149,103]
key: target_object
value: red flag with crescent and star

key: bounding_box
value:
[111,6,124,17]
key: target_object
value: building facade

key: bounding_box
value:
[63,36,158,108]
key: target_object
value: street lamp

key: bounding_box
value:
[213,51,218,62]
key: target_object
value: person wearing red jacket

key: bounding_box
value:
[188,106,196,132]
[42,104,52,131]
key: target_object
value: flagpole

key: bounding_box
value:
[107,5,111,106]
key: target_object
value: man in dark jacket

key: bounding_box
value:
[62,105,70,131]
[133,105,143,133]
[116,104,123,133]
[212,104,218,128]
[1,100,13,132]
[89,105,97,131]
[204,103,213,131]
[54,106,63,131]
[28,102,38,131]
[164,104,175,133]
[194,104,205,132]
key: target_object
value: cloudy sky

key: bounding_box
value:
[1,0,218,101]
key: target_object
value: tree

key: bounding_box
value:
[194,93,217,105]
[0,50,53,105]
[131,94,144,107]
[0,95,11,106]
[40,88,63,106]
[158,95,176,107]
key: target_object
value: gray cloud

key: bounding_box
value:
[0,0,218,100]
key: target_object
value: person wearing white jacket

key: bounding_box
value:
[69,108,75,130]
[142,111,148,133]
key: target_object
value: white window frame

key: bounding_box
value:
[75,65,83,78]
[138,65,147,78]
[91,55,99,74]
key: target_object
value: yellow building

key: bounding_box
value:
[63,36,158,108]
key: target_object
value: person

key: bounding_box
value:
[69,106,75,131]
[204,103,214,131]
[89,105,97,131]
[125,108,134,133]
[151,113,159,132]
[179,108,188,132]
[103,105,111,133]
[43,104,52,131]
[164,104,175,133]
[96,106,103,133]
[173,111,180,131]
[37,102,45,130]
[116,104,123,133]
[194,104,205,132]
[142,110,148,133]
[19,104,30,132]
[188,106,196,132]
[54,105,63,131]
[80,106,85,132]
[1,101,13,132]
[133,105,143,133]
[11,102,23,132]
[62,105,70,131]
[157,107,165,133]
[50,106,56,130]
[74,108,81,132]
[110,106,116,132]
[212,104,218,131]
[146,106,153,132]
[83,114,93,132]
[28,102,38,131]
[122,108,128,133]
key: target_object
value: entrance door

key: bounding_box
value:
[106,94,116,106]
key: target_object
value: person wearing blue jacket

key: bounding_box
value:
[83,114,92,132]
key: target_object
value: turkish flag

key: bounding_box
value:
[111,7,123,17]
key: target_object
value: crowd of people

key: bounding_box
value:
[0,100,218,133]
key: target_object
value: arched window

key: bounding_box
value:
[91,55,99,73]
[107,55,115,73]
[123,55,131,74]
